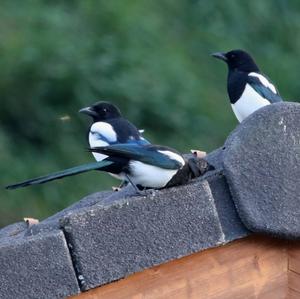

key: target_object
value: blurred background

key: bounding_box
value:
[1,0,300,227]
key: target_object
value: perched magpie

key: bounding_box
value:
[6,144,190,191]
[79,101,150,183]
[211,49,282,122]
[6,101,209,191]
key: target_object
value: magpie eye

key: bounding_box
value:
[103,108,107,113]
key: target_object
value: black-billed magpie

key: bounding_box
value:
[211,49,283,122]
[6,100,210,191]
[6,144,189,191]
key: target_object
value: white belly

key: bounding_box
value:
[129,161,178,188]
[232,83,270,122]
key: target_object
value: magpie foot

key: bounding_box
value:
[124,174,147,196]
[135,189,147,196]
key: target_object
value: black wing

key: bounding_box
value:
[247,73,282,103]
[89,144,184,170]
[109,118,150,145]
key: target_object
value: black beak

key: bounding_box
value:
[79,106,97,117]
[211,52,228,62]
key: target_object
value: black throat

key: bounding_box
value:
[227,70,249,104]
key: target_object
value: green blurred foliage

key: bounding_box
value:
[1,0,300,227]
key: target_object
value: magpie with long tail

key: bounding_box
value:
[5,144,205,191]
[6,102,150,190]
[211,49,283,122]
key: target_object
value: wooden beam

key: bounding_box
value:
[288,240,300,298]
[71,235,290,299]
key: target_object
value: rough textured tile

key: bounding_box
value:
[206,171,250,241]
[26,190,115,235]
[205,147,225,170]
[0,222,27,241]
[223,102,300,239]
[60,175,246,290]
[0,230,80,299]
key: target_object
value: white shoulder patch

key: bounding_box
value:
[248,72,277,94]
[90,122,117,142]
[158,150,185,166]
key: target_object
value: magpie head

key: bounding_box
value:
[79,101,121,121]
[211,49,259,72]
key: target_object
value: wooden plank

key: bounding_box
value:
[289,271,300,293]
[289,253,300,275]
[288,241,300,298]
[288,241,300,274]
[71,236,289,299]
[288,288,300,299]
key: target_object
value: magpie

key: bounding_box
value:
[6,101,209,191]
[211,49,283,122]
[5,144,190,191]
[79,101,150,183]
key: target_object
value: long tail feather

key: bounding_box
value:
[5,160,113,190]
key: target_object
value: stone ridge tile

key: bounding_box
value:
[204,147,225,170]
[206,171,250,241]
[60,179,226,290]
[0,222,27,242]
[0,230,80,299]
[26,190,116,236]
[223,102,300,239]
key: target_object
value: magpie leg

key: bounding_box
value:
[119,180,128,188]
[125,175,145,195]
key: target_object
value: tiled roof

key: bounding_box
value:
[0,102,299,299]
